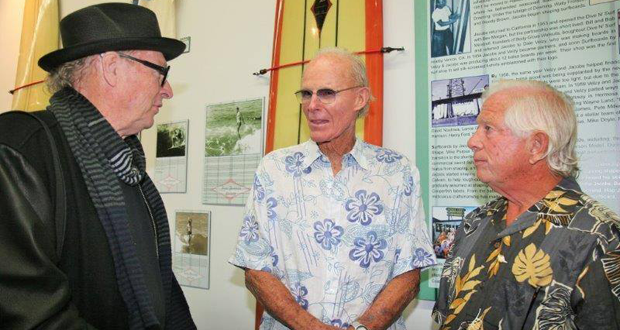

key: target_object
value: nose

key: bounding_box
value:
[306,92,322,111]
[161,80,173,99]
[467,126,481,151]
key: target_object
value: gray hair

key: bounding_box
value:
[311,47,373,118]
[45,55,99,93]
[482,79,579,177]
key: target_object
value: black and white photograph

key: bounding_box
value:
[175,211,210,256]
[156,121,188,158]
[173,210,211,290]
[431,74,488,127]
[430,0,471,58]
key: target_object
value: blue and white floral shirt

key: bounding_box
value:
[229,139,436,330]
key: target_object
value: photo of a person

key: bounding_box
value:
[235,107,245,140]
[430,0,471,58]
[175,212,209,256]
[205,99,263,156]
[156,121,188,158]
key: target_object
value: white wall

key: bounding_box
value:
[1,0,438,329]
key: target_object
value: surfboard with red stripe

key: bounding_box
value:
[265,0,383,154]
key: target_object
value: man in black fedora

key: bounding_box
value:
[0,3,195,329]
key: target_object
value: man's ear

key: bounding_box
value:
[528,131,549,165]
[99,52,120,87]
[355,87,371,112]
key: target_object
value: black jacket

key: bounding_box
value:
[0,111,193,329]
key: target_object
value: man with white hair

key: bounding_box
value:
[230,48,435,330]
[432,80,620,329]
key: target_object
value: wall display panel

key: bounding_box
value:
[155,120,189,193]
[202,98,265,205]
[415,0,620,301]
[173,210,212,290]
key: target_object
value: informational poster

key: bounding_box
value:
[172,210,211,290]
[155,120,189,193]
[202,98,264,205]
[415,0,620,300]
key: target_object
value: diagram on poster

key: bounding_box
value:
[155,120,188,193]
[202,98,264,205]
[172,210,211,289]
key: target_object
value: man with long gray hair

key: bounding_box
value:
[433,80,620,329]
[0,3,195,329]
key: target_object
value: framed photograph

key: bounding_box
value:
[202,98,265,205]
[431,206,475,259]
[180,36,191,53]
[431,74,488,128]
[155,120,189,193]
[430,0,471,58]
[172,210,212,289]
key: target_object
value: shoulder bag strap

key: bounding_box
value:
[1,111,66,258]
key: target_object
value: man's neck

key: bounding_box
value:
[497,171,563,226]
[317,131,356,176]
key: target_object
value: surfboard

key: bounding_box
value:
[264,0,384,153]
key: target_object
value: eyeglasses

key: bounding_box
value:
[117,52,170,87]
[294,86,362,104]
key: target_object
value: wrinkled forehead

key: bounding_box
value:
[302,54,355,87]
[478,91,513,123]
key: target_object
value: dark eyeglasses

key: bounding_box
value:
[294,86,362,104]
[117,52,170,87]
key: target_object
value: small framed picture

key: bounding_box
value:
[180,36,191,53]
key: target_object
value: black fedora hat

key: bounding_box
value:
[38,3,185,72]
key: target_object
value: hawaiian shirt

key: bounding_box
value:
[432,177,620,329]
[230,139,436,330]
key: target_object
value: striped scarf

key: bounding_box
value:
[49,88,195,329]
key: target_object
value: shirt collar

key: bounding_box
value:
[301,138,369,172]
[496,176,581,237]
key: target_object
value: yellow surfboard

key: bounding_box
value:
[265,0,383,153]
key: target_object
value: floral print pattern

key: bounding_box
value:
[230,139,435,330]
[330,319,350,329]
[254,175,265,201]
[266,197,278,220]
[313,219,344,251]
[292,283,309,310]
[412,247,436,268]
[349,231,387,268]
[345,190,384,225]
[376,149,403,163]
[239,215,259,244]
[404,174,414,196]
[285,152,311,177]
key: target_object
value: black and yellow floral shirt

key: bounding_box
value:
[432,177,620,329]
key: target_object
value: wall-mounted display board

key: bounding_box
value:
[155,120,189,193]
[415,0,620,301]
[173,210,212,290]
[202,98,265,205]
